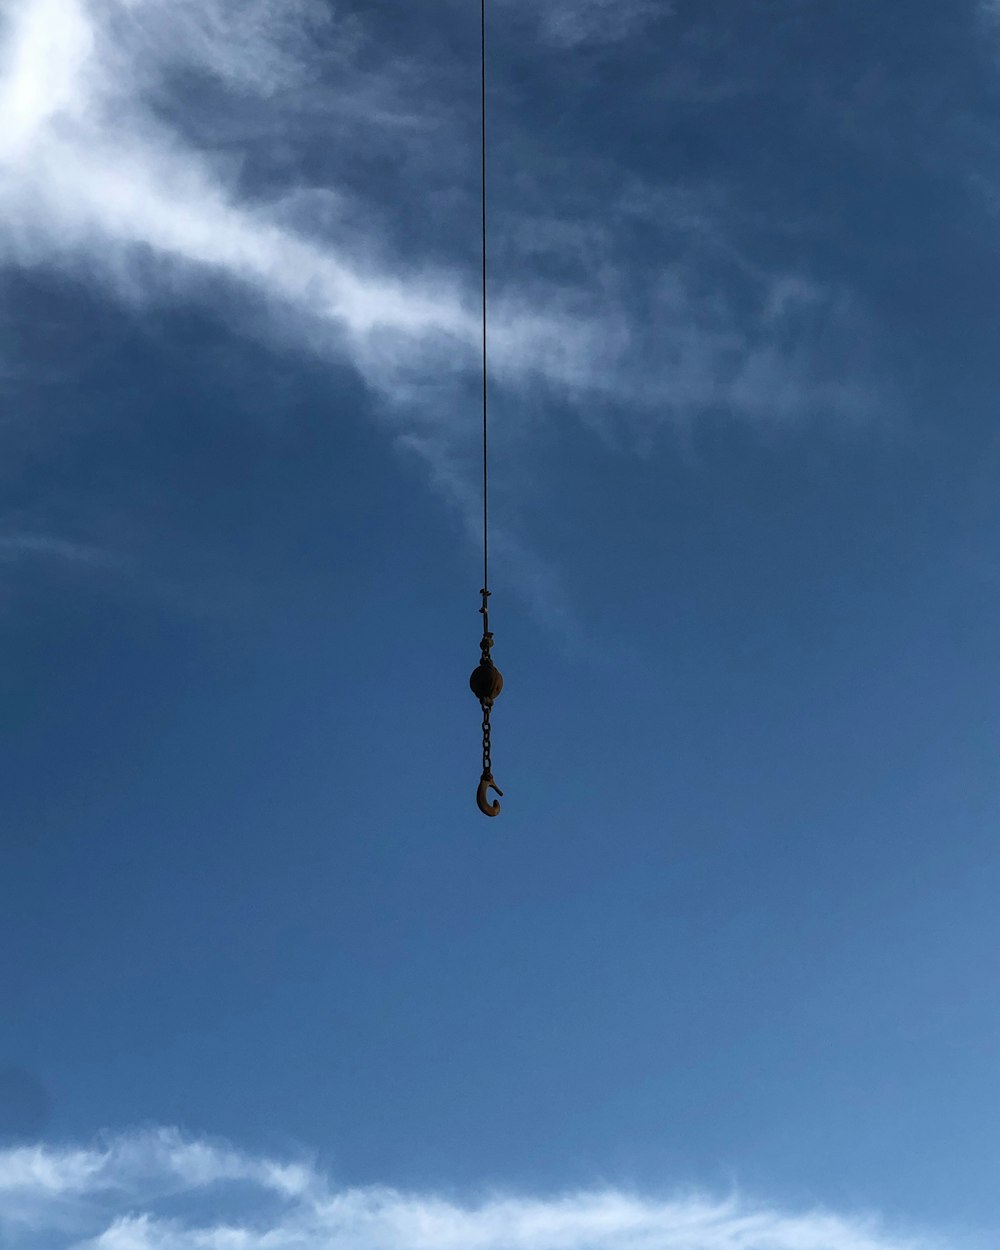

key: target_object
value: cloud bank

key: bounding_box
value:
[0,1128,944,1250]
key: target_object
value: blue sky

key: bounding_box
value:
[2,0,1000,1246]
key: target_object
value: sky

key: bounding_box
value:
[2,0,1000,1246]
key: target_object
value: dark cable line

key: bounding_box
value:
[481,0,488,595]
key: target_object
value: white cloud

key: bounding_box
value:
[0,0,881,622]
[0,0,604,404]
[0,1129,947,1250]
[0,0,466,425]
[0,0,874,420]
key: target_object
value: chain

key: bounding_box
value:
[471,587,503,813]
[481,703,493,778]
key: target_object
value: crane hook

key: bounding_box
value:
[477,772,503,818]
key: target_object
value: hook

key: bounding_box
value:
[477,772,503,818]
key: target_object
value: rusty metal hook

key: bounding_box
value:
[477,772,503,818]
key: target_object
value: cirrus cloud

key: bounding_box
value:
[0,0,876,430]
[0,0,883,626]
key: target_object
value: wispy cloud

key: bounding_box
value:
[510,0,673,48]
[0,1128,947,1250]
[0,0,876,420]
[0,0,595,403]
[0,533,122,567]
[0,0,881,622]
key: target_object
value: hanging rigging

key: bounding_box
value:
[468,0,504,818]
